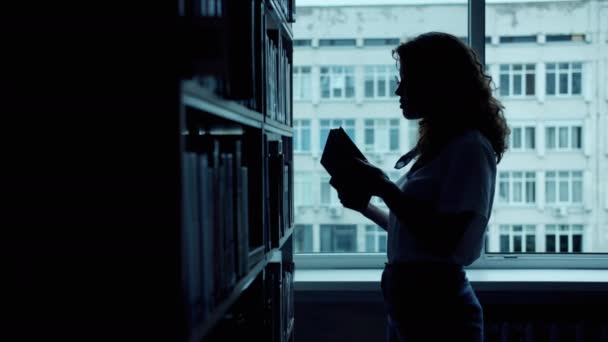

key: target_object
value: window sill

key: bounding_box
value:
[295,269,608,292]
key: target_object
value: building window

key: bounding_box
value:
[319,119,355,151]
[364,65,398,98]
[499,225,537,253]
[545,224,584,253]
[509,126,535,151]
[363,119,400,153]
[545,125,583,150]
[499,35,537,43]
[294,224,313,253]
[293,66,311,101]
[320,174,339,205]
[364,38,400,46]
[293,39,312,47]
[365,225,387,252]
[498,171,536,205]
[546,62,582,96]
[545,171,583,204]
[293,119,311,152]
[320,224,357,252]
[499,64,535,97]
[294,172,313,207]
[319,39,356,47]
[320,66,355,99]
[546,34,586,43]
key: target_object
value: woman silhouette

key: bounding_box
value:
[330,32,509,341]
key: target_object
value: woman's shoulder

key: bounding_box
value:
[448,129,493,153]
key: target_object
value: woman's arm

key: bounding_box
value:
[360,203,389,231]
[378,178,477,255]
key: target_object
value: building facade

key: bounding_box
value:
[292,0,608,255]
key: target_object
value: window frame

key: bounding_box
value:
[319,65,356,100]
[294,0,608,270]
[293,66,312,101]
[545,62,583,97]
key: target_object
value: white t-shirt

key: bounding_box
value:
[387,129,497,266]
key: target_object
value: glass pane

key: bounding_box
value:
[389,128,399,151]
[526,235,536,252]
[302,128,310,151]
[558,127,568,148]
[525,127,535,149]
[500,235,509,252]
[546,127,555,149]
[559,180,569,202]
[546,235,556,252]
[572,72,582,94]
[526,181,535,203]
[559,235,569,253]
[573,235,582,253]
[294,225,313,253]
[546,180,556,203]
[499,74,509,96]
[572,126,582,149]
[365,79,374,97]
[559,73,568,94]
[378,79,386,97]
[513,236,522,252]
[513,74,522,95]
[512,128,522,148]
[572,180,582,202]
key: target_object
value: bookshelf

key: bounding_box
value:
[179,1,296,341]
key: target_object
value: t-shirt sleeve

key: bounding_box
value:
[437,137,497,217]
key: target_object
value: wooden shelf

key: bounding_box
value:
[279,227,293,249]
[267,0,293,40]
[193,257,268,342]
[181,80,264,129]
[248,245,266,269]
[264,119,293,136]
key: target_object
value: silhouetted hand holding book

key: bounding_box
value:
[321,127,372,211]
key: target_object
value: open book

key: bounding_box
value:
[321,127,368,177]
[320,127,371,209]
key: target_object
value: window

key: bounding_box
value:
[499,64,535,97]
[293,39,312,47]
[294,172,313,207]
[320,66,355,99]
[293,66,311,101]
[499,35,537,43]
[509,126,535,150]
[545,171,583,205]
[364,65,398,98]
[365,225,387,252]
[294,225,313,253]
[320,174,339,206]
[293,119,311,152]
[498,171,536,205]
[319,119,355,151]
[320,224,357,252]
[319,39,356,47]
[363,119,400,153]
[545,62,582,96]
[546,34,586,43]
[364,38,400,46]
[545,224,584,253]
[498,225,537,253]
[545,125,583,150]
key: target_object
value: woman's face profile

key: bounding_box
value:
[395,68,423,120]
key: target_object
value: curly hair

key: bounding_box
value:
[393,32,510,164]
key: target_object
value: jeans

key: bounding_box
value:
[381,263,483,342]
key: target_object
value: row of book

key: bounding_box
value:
[266,31,292,126]
[266,258,295,342]
[181,132,250,330]
[265,135,294,251]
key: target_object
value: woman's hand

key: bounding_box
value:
[329,177,371,212]
[348,158,391,197]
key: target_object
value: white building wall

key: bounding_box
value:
[292,0,608,254]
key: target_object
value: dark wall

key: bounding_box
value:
[295,290,608,342]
